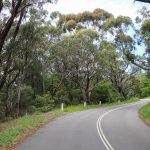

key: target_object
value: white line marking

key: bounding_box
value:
[96,102,143,150]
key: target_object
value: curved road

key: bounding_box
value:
[17,100,150,150]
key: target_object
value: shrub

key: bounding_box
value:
[55,90,70,105]
[140,77,150,98]
[71,89,82,104]
[21,85,34,109]
[141,87,150,98]
[36,106,53,113]
[35,94,54,112]
[91,81,120,104]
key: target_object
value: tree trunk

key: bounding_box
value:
[16,83,21,117]
[41,57,45,95]
[81,88,91,103]
[4,87,11,118]
[81,88,87,102]
[117,85,127,99]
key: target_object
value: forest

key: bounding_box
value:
[0,0,150,119]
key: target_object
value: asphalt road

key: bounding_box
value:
[17,100,150,150]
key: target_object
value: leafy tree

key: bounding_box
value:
[140,77,150,97]
[91,81,120,103]
[58,8,112,34]
[50,29,104,103]
[0,0,57,90]
[0,6,145,119]
[101,41,140,99]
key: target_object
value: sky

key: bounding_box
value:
[46,0,149,19]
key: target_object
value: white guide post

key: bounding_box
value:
[84,101,87,107]
[61,103,64,111]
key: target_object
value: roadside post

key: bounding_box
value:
[61,103,64,111]
[99,101,101,105]
[84,101,87,107]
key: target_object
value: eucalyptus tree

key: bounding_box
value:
[50,29,104,103]
[131,6,150,70]
[101,41,140,99]
[0,6,56,117]
[58,8,113,36]
[1,19,49,117]
[0,0,57,90]
[102,6,150,71]
[70,29,104,103]
[102,15,137,65]
[0,0,57,52]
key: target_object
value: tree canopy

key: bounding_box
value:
[0,2,149,119]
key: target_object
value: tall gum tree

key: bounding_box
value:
[50,29,104,103]
[101,41,140,99]
[0,0,57,90]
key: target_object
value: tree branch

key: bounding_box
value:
[135,0,150,3]
[0,0,22,54]
[7,71,21,88]
[0,0,3,13]
[130,59,150,70]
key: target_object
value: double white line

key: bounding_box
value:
[96,102,142,150]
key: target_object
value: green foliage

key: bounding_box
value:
[141,19,150,53]
[55,89,70,105]
[0,4,147,120]
[70,89,82,104]
[63,104,100,112]
[139,102,150,123]
[65,20,77,31]
[91,81,121,103]
[63,8,112,31]
[45,75,61,96]
[75,29,99,40]
[35,94,54,112]
[140,77,150,98]
[36,106,53,113]
[0,112,61,147]
[61,97,139,112]
[103,16,132,30]
[0,118,40,147]
[0,96,140,148]
[21,86,34,112]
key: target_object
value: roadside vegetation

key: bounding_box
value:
[1,1,150,121]
[0,0,150,149]
[0,97,139,148]
[0,111,65,148]
[139,76,150,126]
[139,103,150,126]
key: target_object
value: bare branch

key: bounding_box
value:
[135,0,150,3]
[131,59,150,70]
[0,0,3,13]
[0,0,22,54]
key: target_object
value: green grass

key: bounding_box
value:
[0,118,39,147]
[139,103,150,124]
[62,104,100,112]
[58,97,140,113]
[102,97,140,107]
[0,97,140,148]
[0,111,63,147]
